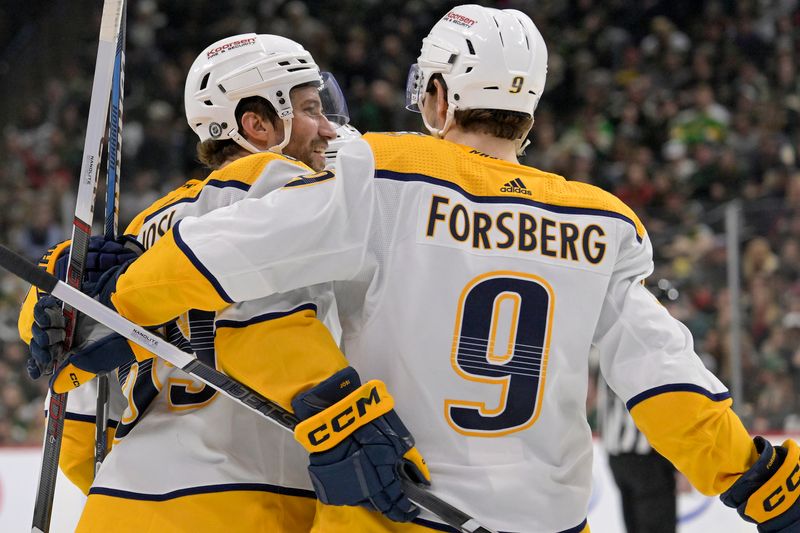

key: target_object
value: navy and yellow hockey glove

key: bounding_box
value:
[25,235,143,379]
[52,235,144,285]
[721,436,800,532]
[31,294,136,394]
[292,366,431,523]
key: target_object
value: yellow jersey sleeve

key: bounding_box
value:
[630,391,758,495]
[60,416,115,495]
[214,305,348,411]
[111,228,230,326]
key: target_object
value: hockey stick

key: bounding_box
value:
[95,0,127,475]
[0,246,497,533]
[32,1,125,531]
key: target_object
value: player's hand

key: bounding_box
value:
[29,294,136,393]
[24,235,143,378]
[28,295,65,379]
[720,436,800,532]
[292,366,431,522]
[52,234,144,285]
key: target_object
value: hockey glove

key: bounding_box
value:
[30,294,136,393]
[292,366,430,523]
[25,235,143,379]
[52,235,144,285]
[720,436,800,532]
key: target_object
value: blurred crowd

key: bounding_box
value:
[0,0,799,445]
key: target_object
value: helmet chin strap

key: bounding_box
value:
[228,117,294,154]
[269,118,293,154]
[420,95,455,139]
[515,118,535,156]
[229,128,262,154]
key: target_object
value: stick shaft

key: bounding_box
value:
[95,0,127,475]
[2,245,494,533]
[31,1,125,531]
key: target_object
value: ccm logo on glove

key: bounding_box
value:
[295,380,394,452]
[751,453,800,516]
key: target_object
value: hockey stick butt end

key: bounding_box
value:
[0,245,58,293]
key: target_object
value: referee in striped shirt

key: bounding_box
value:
[598,374,677,533]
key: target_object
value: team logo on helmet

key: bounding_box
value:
[208,122,223,138]
[206,37,257,59]
[443,11,477,27]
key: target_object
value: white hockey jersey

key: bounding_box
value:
[95,152,340,501]
[111,133,756,533]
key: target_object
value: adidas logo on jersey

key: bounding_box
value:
[501,178,532,196]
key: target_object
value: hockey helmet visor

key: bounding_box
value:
[405,63,423,112]
[320,72,349,126]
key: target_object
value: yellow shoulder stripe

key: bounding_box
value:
[124,152,310,235]
[364,132,645,240]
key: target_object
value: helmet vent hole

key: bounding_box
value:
[528,90,537,95]
[204,100,213,106]
[465,66,473,73]
[287,66,310,72]
[524,33,530,50]
[217,84,227,94]
[454,94,460,101]
[498,32,505,47]
[298,59,307,63]
[466,39,475,55]
[483,86,499,90]
[278,61,291,66]
[200,73,210,91]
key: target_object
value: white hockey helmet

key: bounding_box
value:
[324,124,361,169]
[406,5,548,149]
[185,33,348,154]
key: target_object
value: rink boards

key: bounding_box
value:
[0,438,769,532]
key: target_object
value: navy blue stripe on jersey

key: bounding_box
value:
[376,169,643,243]
[413,516,587,533]
[141,179,251,225]
[63,412,119,428]
[173,220,234,303]
[89,482,316,501]
[625,383,731,411]
[284,170,335,188]
[215,303,318,329]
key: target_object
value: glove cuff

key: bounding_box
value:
[294,379,395,453]
[722,437,778,509]
[292,366,362,419]
[744,440,800,527]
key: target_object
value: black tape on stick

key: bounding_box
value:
[0,245,58,293]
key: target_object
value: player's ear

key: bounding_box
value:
[433,78,448,125]
[240,111,280,148]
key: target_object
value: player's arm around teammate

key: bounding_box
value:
[23,33,429,532]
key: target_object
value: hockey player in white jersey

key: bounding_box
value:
[19,34,430,532]
[34,5,800,533]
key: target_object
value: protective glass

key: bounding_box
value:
[320,72,350,126]
[405,64,423,113]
